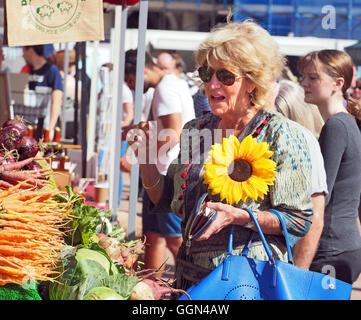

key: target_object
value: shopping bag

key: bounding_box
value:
[4,0,104,47]
[179,208,352,300]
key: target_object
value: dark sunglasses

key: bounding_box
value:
[198,66,239,86]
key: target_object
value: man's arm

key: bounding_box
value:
[122,102,134,127]
[157,112,182,152]
[292,192,325,269]
[48,89,63,134]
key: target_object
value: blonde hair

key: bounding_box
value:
[195,19,285,110]
[298,49,361,129]
[48,49,76,71]
[275,80,324,138]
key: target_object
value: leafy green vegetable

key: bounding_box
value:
[108,223,126,242]
[49,245,139,300]
[59,187,113,247]
[83,287,126,300]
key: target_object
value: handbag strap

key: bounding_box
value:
[226,208,274,261]
[267,209,294,264]
[227,208,295,264]
[242,208,274,261]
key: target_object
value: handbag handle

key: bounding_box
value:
[268,209,294,264]
[227,208,273,261]
[227,208,294,264]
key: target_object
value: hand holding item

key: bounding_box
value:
[195,201,251,241]
[191,134,277,241]
[125,121,155,160]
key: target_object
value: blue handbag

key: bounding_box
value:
[179,208,352,300]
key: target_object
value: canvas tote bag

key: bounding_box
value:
[4,0,104,46]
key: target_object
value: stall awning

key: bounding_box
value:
[103,0,140,5]
[345,41,361,66]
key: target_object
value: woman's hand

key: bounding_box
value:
[195,202,251,241]
[124,121,155,160]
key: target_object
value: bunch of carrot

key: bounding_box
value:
[0,181,73,286]
[0,156,52,190]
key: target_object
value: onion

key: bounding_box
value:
[17,136,39,160]
[0,126,23,151]
[2,119,28,137]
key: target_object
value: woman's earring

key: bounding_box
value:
[249,91,255,106]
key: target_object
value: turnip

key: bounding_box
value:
[130,280,156,300]
[130,278,190,300]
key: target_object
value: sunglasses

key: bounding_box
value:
[198,66,239,86]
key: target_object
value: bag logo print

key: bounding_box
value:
[22,0,87,34]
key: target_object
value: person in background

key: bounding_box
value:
[124,49,195,278]
[274,79,327,269]
[22,45,63,137]
[0,37,10,72]
[96,63,134,217]
[156,52,176,75]
[172,52,199,97]
[126,20,313,291]
[48,49,77,100]
[299,49,361,284]
[352,77,361,105]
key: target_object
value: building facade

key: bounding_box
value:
[122,0,361,40]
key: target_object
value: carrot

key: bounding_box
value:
[0,220,62,235]
[4,189,54,201]
[0,157,40,172]
[0,179,34,199]
[0,266,57,281]
[22,191,59,203]
[0,231,36,242]
[0,180,14,188]
[1,203,58,214]
[0,256,23,268]
[0,245,51,259]
[0,173,50,187]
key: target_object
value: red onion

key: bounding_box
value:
[2,119,28,137]
[17,136,39,160]
[0,126,23,151]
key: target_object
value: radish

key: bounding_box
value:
[130,278,190,300]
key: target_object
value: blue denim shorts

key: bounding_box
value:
[142,191,182,238]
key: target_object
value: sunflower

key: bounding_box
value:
[203,134,277,205]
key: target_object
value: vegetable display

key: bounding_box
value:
[0,181,72,286]
[0,117,50,189]
[0,117,184,300]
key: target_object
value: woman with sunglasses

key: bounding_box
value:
[127,20,313,292]
[298,49,361,284]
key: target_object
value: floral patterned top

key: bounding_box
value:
[149,109,313,290]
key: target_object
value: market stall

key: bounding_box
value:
[0,115,183,300]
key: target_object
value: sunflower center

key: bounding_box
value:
[228,159,252,182]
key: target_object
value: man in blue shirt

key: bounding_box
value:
[22,45,63,137]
